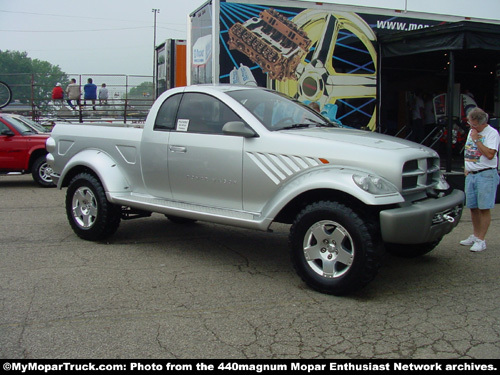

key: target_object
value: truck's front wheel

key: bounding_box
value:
[66,173,121,241]
[289,201,381,295]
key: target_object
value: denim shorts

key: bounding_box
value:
[465,168,500,209]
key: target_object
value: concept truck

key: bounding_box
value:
[46,85,464,295]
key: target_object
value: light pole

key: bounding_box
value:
[152,8,160,99]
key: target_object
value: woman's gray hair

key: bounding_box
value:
[468,107,489,125]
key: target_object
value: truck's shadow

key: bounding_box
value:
[98,215,446,299]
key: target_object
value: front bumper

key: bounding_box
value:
[380,189,464,244]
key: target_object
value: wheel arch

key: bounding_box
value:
[264,167,402,226]
[28,148,47,171]
[274,188,370,224]
[59,149,130,194]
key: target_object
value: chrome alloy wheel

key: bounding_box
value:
[302,220,354,279]
[39,162,53,184]
[72,186,98,229]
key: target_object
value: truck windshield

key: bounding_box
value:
[226,89,335,131]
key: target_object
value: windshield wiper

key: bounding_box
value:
[280,122,334,130]
[279,123,312,130]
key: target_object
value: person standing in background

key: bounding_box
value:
[460,107,500,252]
[410,91,425,143]
[423,93,435,143]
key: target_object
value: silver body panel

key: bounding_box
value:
[47,85,464,244]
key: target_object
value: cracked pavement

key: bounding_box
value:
[1,174,499,359]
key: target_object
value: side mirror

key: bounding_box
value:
[1,129,15,136]
[222,121,258,138]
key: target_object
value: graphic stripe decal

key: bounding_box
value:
[247,152,323,185]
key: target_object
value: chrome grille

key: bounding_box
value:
[402,157,440,194]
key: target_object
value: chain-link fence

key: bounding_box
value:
[0,73,154,124]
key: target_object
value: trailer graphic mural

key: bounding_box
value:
[218,3,376,129]
[190,1,446,130]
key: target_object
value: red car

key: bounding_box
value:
[0,113,54,187]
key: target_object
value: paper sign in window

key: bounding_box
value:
[176,119,189,132]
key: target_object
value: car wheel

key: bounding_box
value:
[289,201,381,295]
[32,155,54,187]
[66,172,121,241]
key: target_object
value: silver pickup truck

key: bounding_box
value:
[46,85,464,295]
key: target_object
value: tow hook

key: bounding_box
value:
[443,214,455,223]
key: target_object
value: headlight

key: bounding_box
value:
[353,174,399,195]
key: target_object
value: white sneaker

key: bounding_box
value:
[460,235,477,246]
[470,239,486,252]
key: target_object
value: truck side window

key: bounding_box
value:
[154,93,182,131]
[176,93,242,134]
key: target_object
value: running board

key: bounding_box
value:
[108,192,269,230]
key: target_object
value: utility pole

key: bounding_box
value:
[152,8,160,99]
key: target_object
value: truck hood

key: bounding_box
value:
[274,126,441,194]
[280,127,427,151]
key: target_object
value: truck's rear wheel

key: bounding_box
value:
[289,201,381,295]
[66,173,121,241]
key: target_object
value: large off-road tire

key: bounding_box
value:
[385,239,442,258]
[66,173,121,241]
[31,155,54,187]
[289,201,382,295]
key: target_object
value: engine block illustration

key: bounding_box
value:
[228,9,312,81]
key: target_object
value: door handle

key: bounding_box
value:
[169,145,187,153]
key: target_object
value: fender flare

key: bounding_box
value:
[27,147,48,171]
[59,149,130,194]
[262,166,404,220]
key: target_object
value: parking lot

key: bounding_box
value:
[1,174,499,359]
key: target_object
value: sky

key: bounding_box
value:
[1,0,499,78]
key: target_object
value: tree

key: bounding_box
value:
[127,81,154,99]
[0,50,68,108]
[126,81,154,115]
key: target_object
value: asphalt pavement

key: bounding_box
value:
[1,174,499,359]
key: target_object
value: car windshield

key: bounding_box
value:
[226,89,336,131]
[2,115,36,134]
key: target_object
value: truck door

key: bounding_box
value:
[168,93,244,210]
[0,120,27,171]
[140,93,182,199]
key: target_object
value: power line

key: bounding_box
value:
[0,9,187,26]
[0,25,185,33]
[0,26,151,33]
[0,9,147,24]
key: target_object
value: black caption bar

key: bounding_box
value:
[2,360,499,374]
